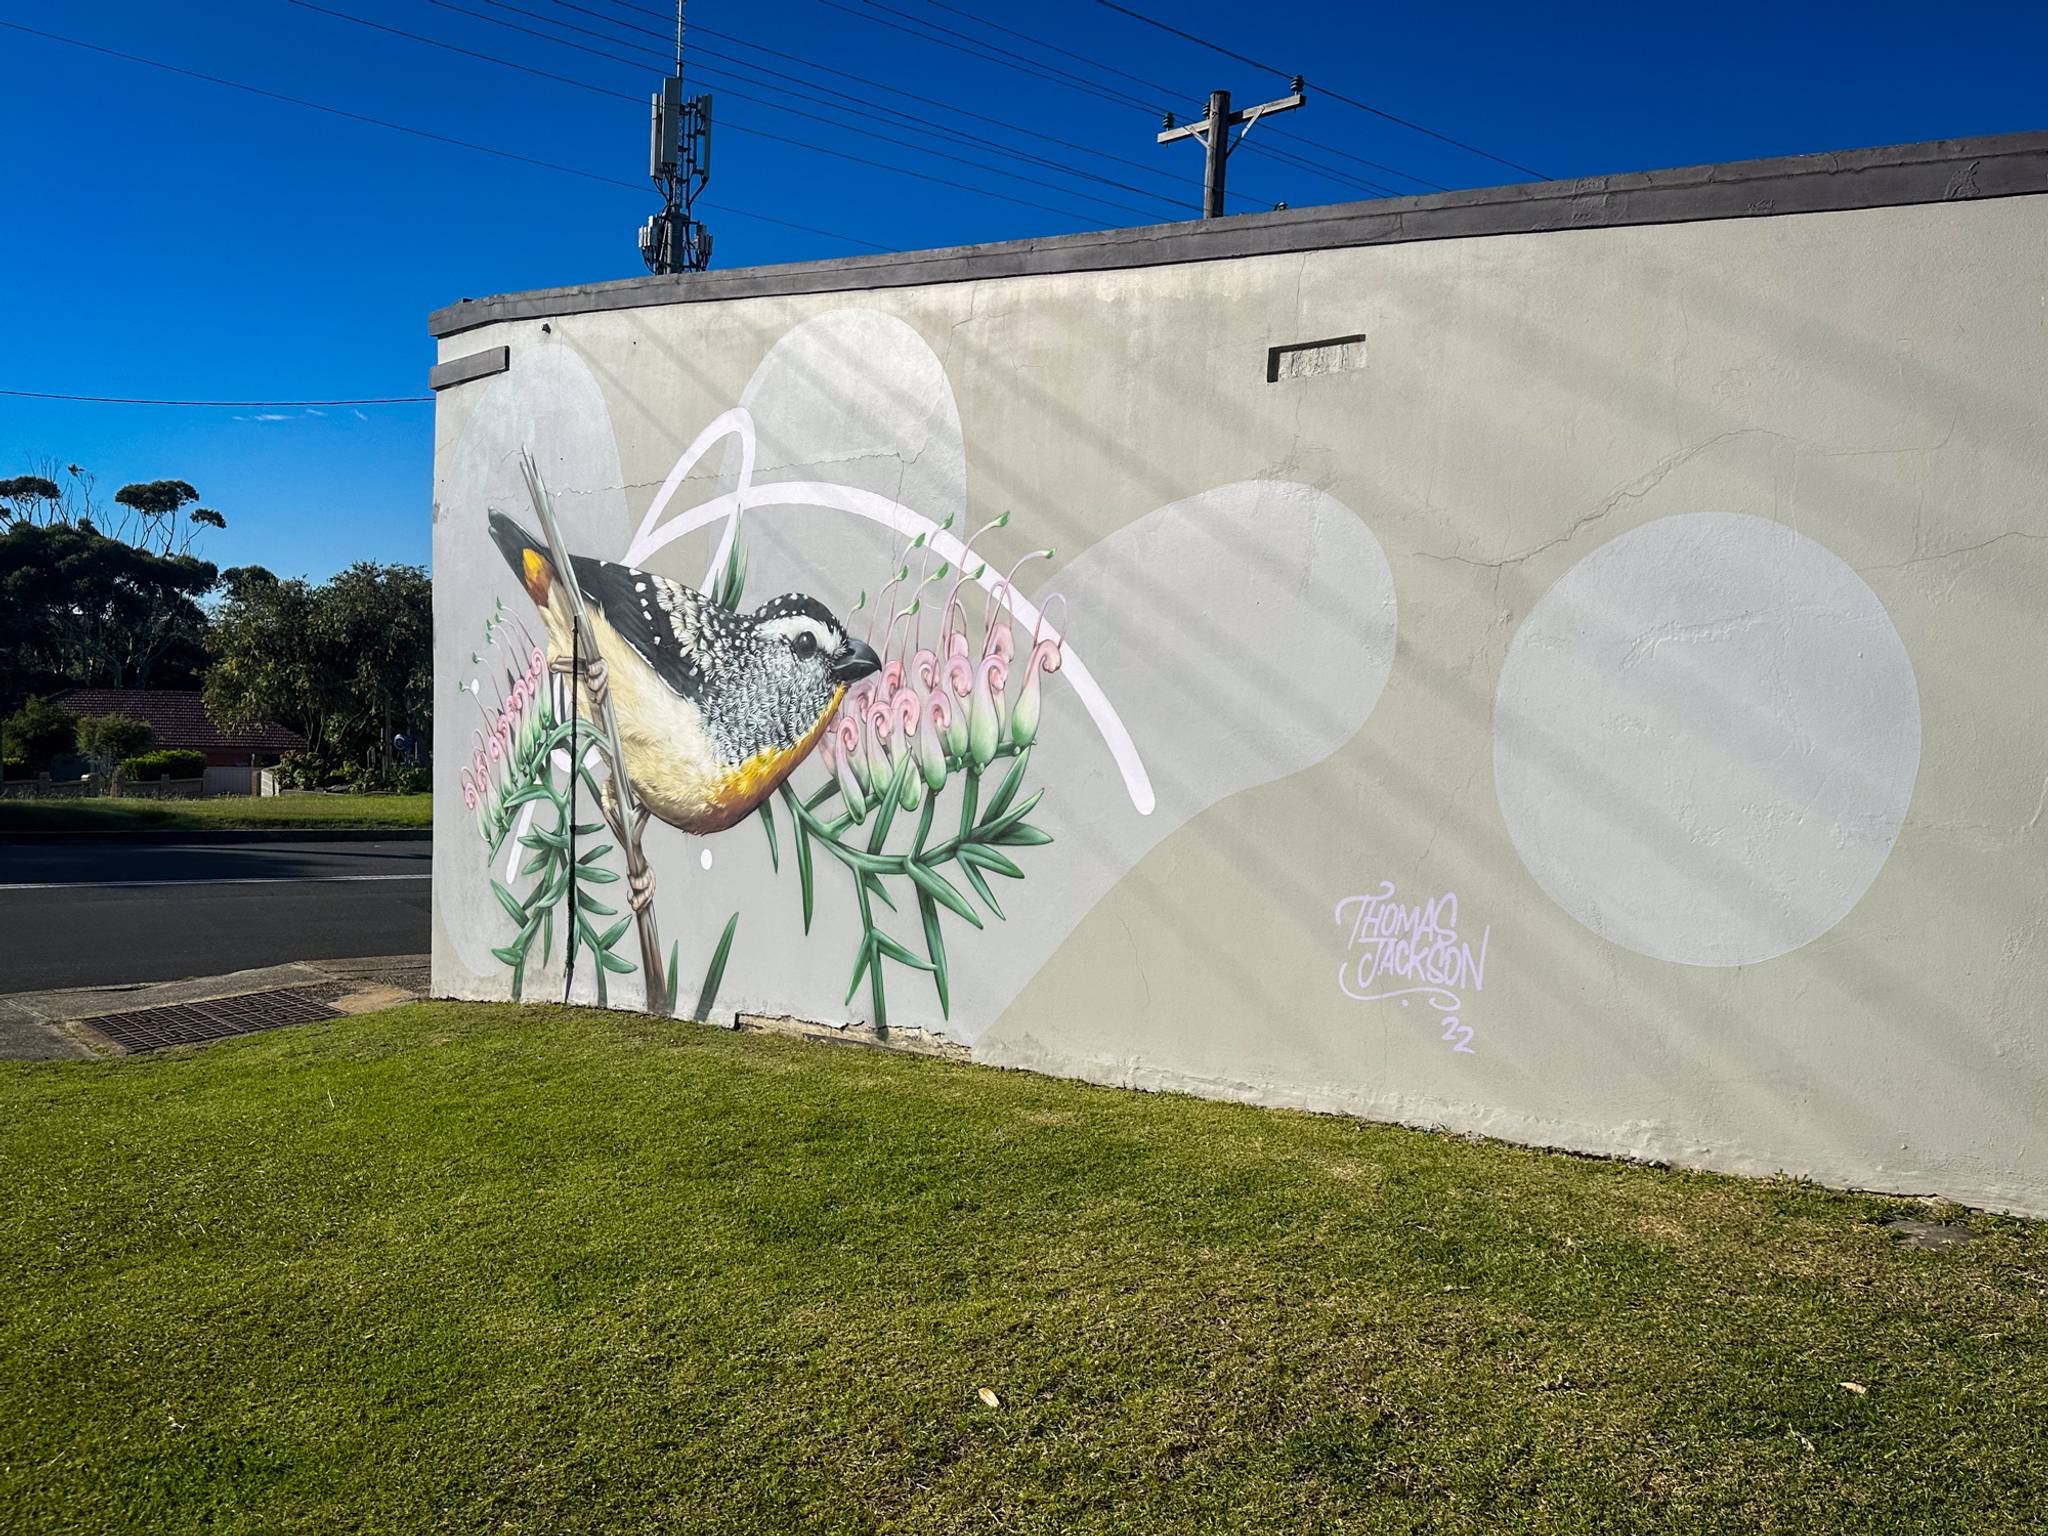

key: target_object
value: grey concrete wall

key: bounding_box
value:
[431,139,2048,1215]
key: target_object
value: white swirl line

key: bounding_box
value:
[621,408,1155,815]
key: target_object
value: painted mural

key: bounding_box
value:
[428,192,2048,1218]
[438,310,1400,1037]
[469,477,1070,1025]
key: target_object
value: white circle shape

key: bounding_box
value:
[699,849,714,871]
[1493,513,1920,966]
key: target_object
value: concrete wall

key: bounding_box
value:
[430,134,2048,1215]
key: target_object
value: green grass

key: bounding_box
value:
[0,792,431,832]
[2,1004,2042,1534]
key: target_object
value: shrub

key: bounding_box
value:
[1,757,28,781]
[1,697,76,769]
[120,748,206,781]
[76,714,155,778]
[273,750,333,790]
[336,759,383,794]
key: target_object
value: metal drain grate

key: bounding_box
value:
[85,987,343,1053]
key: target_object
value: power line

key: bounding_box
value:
[439,0,1184,217]
[519,0,1193,210]
[581,0,1357,211]
[0,18,891,252]
[812,0,1155,115]
[538,0,1267,211]
[1,389,432,406]
[806,0,1425,204]
[313,0,1142,226]
[893,0,1447,193]
[1093,0,1551,181]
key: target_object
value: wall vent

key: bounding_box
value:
[1267,333,1367,383]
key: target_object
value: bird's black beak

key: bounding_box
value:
[830,638,882,682]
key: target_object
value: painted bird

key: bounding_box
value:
[488,510,880,838]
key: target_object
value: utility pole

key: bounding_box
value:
[640,0,712,273]
[1157,78,1305,218]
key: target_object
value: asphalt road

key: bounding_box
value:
[0,838,431,993]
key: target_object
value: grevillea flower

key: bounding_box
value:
[968,653,1008,769]
[863,695,895,793]
[826,716,867,820]
[1010,635,1063,748]
[889,687,924,809]
[919,692,953,790]
[941,653,972,758]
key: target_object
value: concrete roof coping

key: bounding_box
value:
[429,129,2048,339]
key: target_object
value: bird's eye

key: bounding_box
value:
[791,630,819,659]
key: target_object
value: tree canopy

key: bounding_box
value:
[205,561,432,770]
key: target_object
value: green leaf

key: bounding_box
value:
[960,844,1025,880]
[578,865,621,885]
[981,747,1031,825]
[573,820,608,835]
[663,939,681,1015]
[695,913,740,1019]
[991,822,1053,848]
[758,798,779,873]
[866,754,912,853]
[577,842,614,866]
[489,944,523,968]
[845,935,874,1006]
[918,891,950,1017]
[540,904,554,968]
[957,858,1005,920]
[905,860,982,929]
[597,917,632,950]
[574,889,618,917]
[490,879,526,926]
[519,850,550,878]
[795,816,815,932]
[819,839,900,877]
[863,872,898,913]
[873,931,935,974]
[979,787,1043,841]
[805,779,840,811]
[957,770,980,841]
[595,945,636,976]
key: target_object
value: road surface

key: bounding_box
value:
[0,838,430,993]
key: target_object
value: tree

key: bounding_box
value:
[1,696,76,769]
[0,521,217,705]
[204,561,433,778]
[0,462,231,709]
[320,563,434,774]
[203,571,336,757]
[112,480,228,558]
[0,461,99,530]
[75,714,155,780]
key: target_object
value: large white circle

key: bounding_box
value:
[1493,513,1920,966]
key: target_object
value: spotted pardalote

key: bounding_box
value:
[488,511,880,835]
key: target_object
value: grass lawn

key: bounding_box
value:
[0,792,431,833]
[3,1005,2042,1534]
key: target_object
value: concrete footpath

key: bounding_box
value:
[0,954,430,1059]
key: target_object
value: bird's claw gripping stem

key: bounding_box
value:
[550,653,609,707]
[628,863,655,914]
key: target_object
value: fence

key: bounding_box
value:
[0,773,207,801]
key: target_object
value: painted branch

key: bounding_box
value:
[519,452,669,1008]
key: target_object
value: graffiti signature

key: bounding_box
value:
[1335,882,1489,1054]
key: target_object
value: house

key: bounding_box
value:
[47,689,305,769]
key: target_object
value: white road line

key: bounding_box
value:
[0,874,431,891]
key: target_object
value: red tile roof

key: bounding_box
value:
[47,689,307,756]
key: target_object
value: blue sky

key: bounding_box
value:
[3,0,2044,580]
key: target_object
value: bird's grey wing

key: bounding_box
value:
[567,555,728,701]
